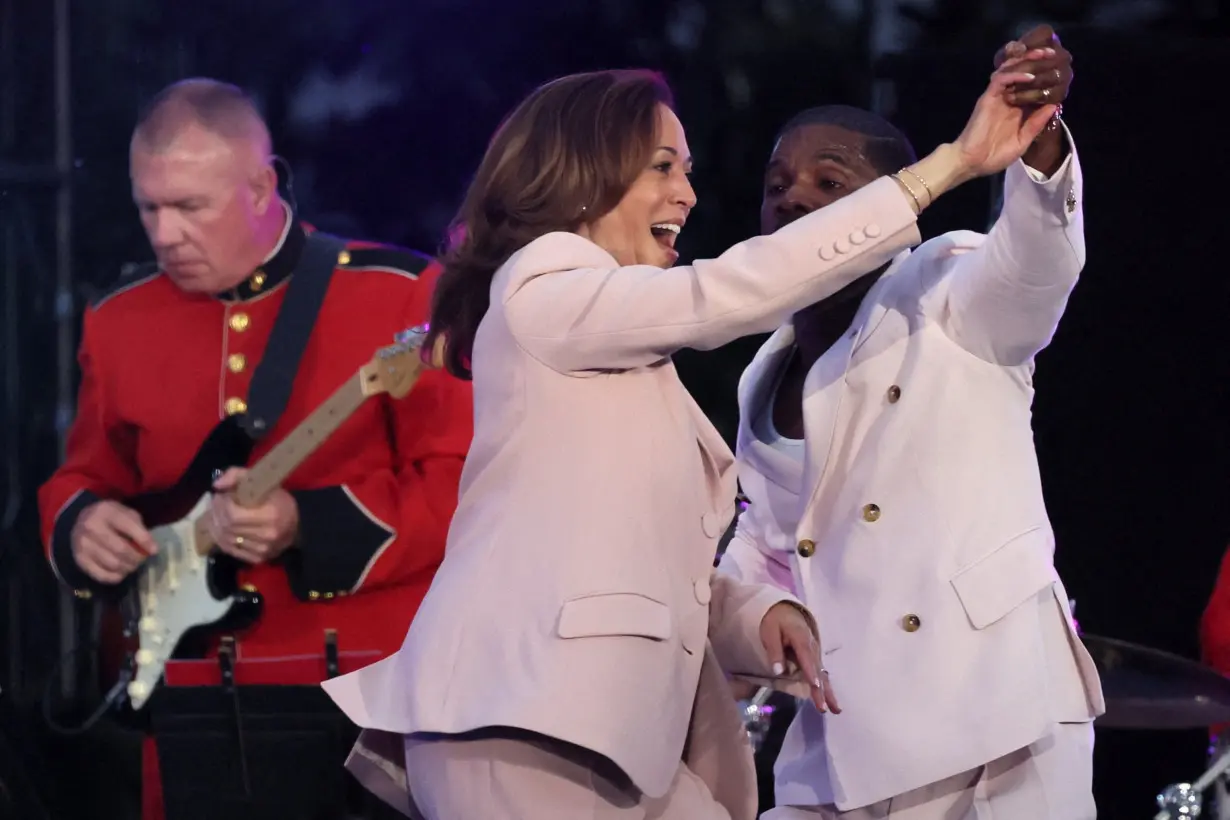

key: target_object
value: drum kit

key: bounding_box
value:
[737,622,1230,818]
[1080,633,1230,819]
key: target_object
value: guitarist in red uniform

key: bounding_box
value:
[36,79,473,819]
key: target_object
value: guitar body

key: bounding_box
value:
[126,414,253,528]
[112,327,428,709]
[118,416,265,707]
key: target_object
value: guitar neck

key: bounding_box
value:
[235,371,372,506]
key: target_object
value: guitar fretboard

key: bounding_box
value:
[191,371,374,557]
[236,371,372,506]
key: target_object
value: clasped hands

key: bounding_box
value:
[912,23,1074,200]
[998,24,1074,176]
[992,24,1073,172]
[995,24,1073,111]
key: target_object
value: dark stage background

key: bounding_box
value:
[1,1,1228,818]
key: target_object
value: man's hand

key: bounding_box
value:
[70,499,156,584]
[207,467,300,564]
[994,24,1073,107]
[995,24,1073,175]
[760,602,841,715]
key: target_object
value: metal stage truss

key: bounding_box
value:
[0,0,84,707]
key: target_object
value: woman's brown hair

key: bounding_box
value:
[426,69,674,379]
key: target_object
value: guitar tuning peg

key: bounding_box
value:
[395,325,429,348]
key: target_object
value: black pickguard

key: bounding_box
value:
[122,415,265,659]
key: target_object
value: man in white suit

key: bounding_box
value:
[718,26,1106,819]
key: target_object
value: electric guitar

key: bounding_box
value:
[119,326,433,709]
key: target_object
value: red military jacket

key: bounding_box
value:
[1203,545,1230,675]
[1201,544,1230,735]
[37,216,473,664]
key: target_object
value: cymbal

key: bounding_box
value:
[1082,633,1230,729]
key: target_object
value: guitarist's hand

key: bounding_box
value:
[71,500,157,584]
[208,467,300,564]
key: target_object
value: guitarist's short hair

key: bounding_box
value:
[133,78,271,158]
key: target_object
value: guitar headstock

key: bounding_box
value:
[359,324,434,399]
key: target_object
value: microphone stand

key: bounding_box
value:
[1155,744,1230,819]
[740,687,775,753]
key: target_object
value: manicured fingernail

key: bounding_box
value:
[1022,73,1035,81]
[773,662,785,676]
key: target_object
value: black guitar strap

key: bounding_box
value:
[240,230,346,440]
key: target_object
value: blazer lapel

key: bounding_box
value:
[848,249,911,357]
[736,326,795,423]
[684,389,737,506]
[795,331,854,521]
[735,327,803,490]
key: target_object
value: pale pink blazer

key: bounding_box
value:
[322,176,921,819]
[721,143,1105,811]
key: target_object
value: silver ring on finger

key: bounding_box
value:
[234,535,245,547]
[1041,88,1051,100]
[1053,68,1062,82]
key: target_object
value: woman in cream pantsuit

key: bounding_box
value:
[321,65,1058,819]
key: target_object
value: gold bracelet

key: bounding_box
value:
[890,172,922,215]
[899,168,933,208]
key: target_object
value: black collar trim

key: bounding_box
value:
[217,217,307,303]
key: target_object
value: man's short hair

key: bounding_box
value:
[133,78,268,152]
[775,105,917,175]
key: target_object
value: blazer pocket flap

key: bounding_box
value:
[950,528,1056,630]
[557,592,673,641]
